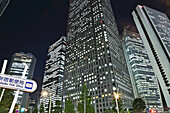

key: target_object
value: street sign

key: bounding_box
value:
[0,74,37,93]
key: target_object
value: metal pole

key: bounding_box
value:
[0,60,8,102]
[84,92,86,113]
[1,60,7,74]
[9,64,28,113]
[49,94,52,113]
[115,98,119,113]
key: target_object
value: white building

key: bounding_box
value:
[7,52,37,107]
[40,36,66,112]
[132,5,170,109]
[122,30,163,112]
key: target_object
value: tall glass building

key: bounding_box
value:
[0,0,10,17]
[63,0,134,112]
[7,52,37,107]
[40,36,66,112]
[132,5,170,109]
[122,30,163,112]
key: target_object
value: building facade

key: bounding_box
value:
[122,30,163,112]
[7,52,37,107]
[0,0,10,17]
[132,5,170,108]
[40,36,66,112]
[63,0,134,112]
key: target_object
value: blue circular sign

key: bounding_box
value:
[16,110,19,113]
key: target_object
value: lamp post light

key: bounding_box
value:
[114,92,120,113]
[41,90,52,113]
[41,90,48,97]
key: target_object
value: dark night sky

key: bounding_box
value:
[0,0,169,98]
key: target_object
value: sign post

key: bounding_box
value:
[0,60,8,102]
[0,61,37,113]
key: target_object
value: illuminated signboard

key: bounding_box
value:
[0,74,37,93]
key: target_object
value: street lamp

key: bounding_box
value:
[41,90,52,113]
[41,90,48,97]
[114,92,120,113]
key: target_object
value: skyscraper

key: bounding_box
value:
[7,52,37,107]
[122,30,163,112]
[132,5,170,108]
[0,0,10,17]
[40,36,66,112]
[63,0,134,112]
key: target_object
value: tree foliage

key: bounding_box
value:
[0,89,14,113]
[133,98,146,113]
[54,100,62,113]
[32,104,38,113]
[112,97,124,113]
[104,108,113,113]
[40,102,45,113]
[65,94,75,113]
[77,84,95,113]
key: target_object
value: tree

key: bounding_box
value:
[112,97,124,113]
[77,84,95,113]
[133,98,146,113]
[32,104,38,113]
[54,100,62,113]
[40,102,45,113]
[104,108,113,113]
[65,93,75,113]
[0,89,14,113]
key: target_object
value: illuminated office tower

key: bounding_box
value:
[122,30,163,112]
[7,52,37,107]
[63,0,134,112]
[0,0,10,17]
[40,36,66,112]
[132,5,170,108]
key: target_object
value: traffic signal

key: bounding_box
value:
[20,108,25,112]
[25,108,28,112]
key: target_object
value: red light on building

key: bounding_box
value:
[139,5,143,8]
[100,21,103,23]
[150,109,155,113]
